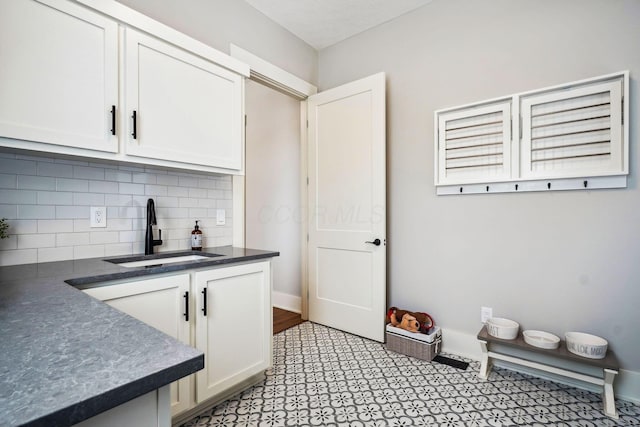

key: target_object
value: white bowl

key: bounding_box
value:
[523,330,560,349]
[486,318,519,340]
[565,332,608,359]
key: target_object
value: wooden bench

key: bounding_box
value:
[477,325,619,419]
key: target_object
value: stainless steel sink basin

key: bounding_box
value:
[106,252,221,268]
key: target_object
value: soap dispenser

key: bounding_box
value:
[191,220,202,251]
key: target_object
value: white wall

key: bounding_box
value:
[0,152,233,266]
[318,0,640,398]
[245,81,302,308]
[116,0,317,84]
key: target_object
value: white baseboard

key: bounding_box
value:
[440,326,640,404]
[272,291,301,313]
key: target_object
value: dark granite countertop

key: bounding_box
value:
[0,246,279,427]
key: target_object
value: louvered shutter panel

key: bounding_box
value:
[436,101,511,185]
[520,77,623,179]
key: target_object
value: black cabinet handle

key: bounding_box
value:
[201,288,207,316]
[131,110,137,139]
[110,105,116,135]
[365,238,381,246]
[183,291,189,322]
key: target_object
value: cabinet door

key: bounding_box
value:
[436,100,512,185]
[83,274,192,416]
[0,0,118,152]
[124,28,243,170]
[520,78,625,179]
[194,262,271,403]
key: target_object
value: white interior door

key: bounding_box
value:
[307,73,386,342]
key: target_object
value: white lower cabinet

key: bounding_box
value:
[83,274,192,416]
[82,260,272,418]
[194,261,271,403]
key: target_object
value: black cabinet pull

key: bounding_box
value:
[131,110,137,139]
[110,105,116,135]
[201,288,207,316]
[183,291,189,322]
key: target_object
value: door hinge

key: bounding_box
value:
[306,120,309,128]
[244,115,247,127]
[519,116,523,139]
[621,97,624,125]
[306,177,309,185]
[306,233,309,242]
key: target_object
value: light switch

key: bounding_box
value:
[216,209,225,225]
[90,206,107,228]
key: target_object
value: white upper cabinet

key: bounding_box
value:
[124,28,244,170]
[0,0,118,152]
[434,71,629,194]
[0,0,248,173]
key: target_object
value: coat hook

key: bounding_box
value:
[547,182,551,190]
[583,180,588,188]
[515,184,519,191]
[459,187,463,193]
[486,185,489,192]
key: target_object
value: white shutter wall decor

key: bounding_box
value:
[436,101,512,185]
[434,71,628,195]
[521,78,624,179]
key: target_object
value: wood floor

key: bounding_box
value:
[273,307,304,334]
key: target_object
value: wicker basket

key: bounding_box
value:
[385,325,441,361]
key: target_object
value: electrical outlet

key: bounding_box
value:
[216,209,225,225]
[90,206,107,228]
[481,306,493,323]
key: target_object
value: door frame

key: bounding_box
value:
[230,45,317,319]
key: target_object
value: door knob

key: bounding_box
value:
[365,238,381,246]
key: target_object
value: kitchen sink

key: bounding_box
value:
[106,252,221,268]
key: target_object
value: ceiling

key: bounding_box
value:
[244,0,433,50]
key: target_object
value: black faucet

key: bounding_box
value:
[145,198,163,255]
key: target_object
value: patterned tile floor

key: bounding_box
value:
[182,322,640,426]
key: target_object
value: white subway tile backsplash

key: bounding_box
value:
[38,219,74,233]
[104,242,133,257]
[1,189,37,205]
[0,205,17,219]
[0,235,17,251]
[89,180,119,194]
[119,183,144,195]
[37,191,73,205]
[57,232,90,247]
[119,230,139,243]
[38,247,73,263]
[105,194,133,206]
[37,162,73,178]
[18,234,55,249]
[0,158,37,175]
[1,156,233,265]
[17,175,56,191]
[144,184,167,196]
[0,249,38,266]
[178,176,199,187]
[18,205,55,219]
[73,244,105,260]
[56,178,89,192]
[156,175,179,186]
[104,170,132,182]
[89,231,119,245]
[179,198,199,208]
[56,205,89,219]
[0,174,16,189]
[133,173,156,184]
[8,220,37,234]
[73,193,105,206]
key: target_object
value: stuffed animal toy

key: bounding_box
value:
[387,307,434,334]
